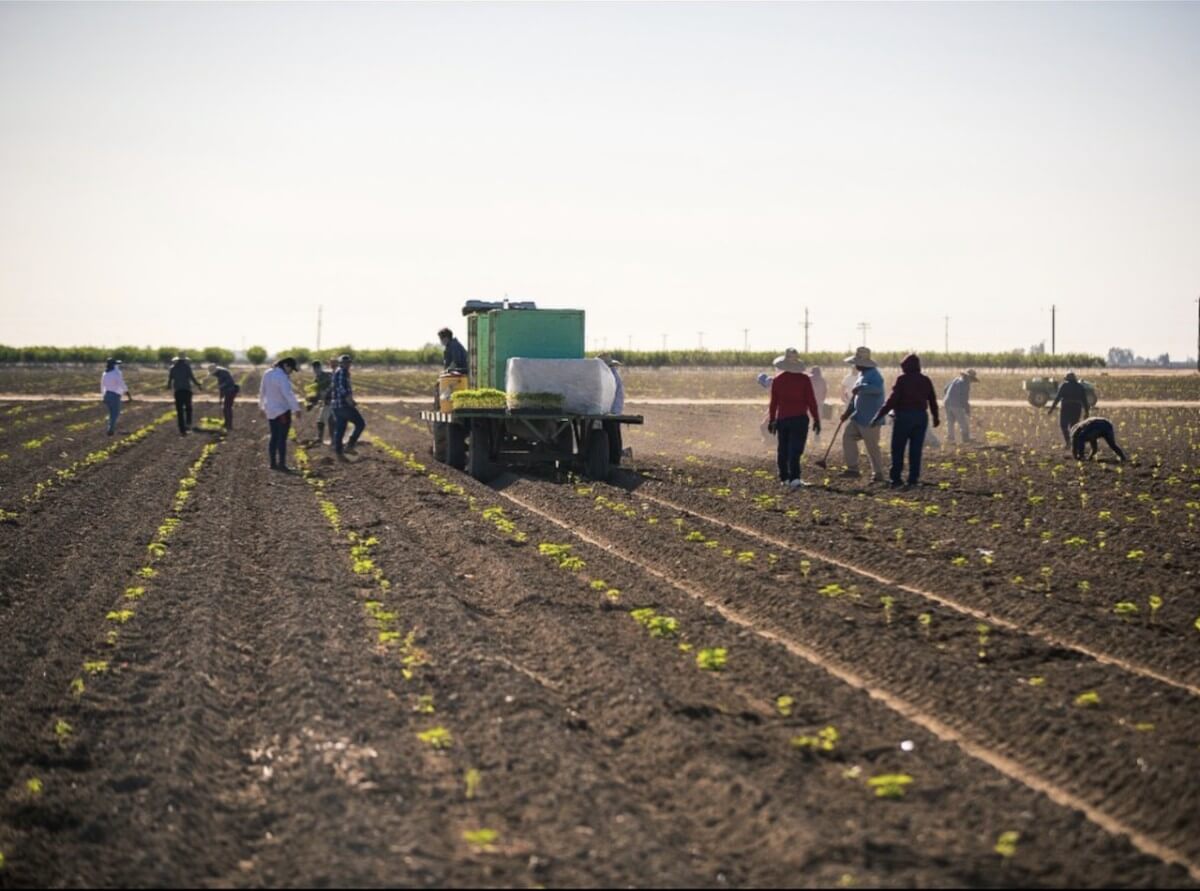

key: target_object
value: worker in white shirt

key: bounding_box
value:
[258,357,303,471]
[100,358,133,436]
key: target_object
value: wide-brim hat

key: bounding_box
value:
[844,346,876,368]
[773,349,806,373]
[964,369,979,381]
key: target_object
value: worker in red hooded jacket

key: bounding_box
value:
[872,353,940,489]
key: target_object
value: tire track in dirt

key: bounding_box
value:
[333,429,1195,888]
[632,489,1200,698]
[495,485,1200,883]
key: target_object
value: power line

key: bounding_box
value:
[856,321,871,346]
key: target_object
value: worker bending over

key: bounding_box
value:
[1071,417,1128,463]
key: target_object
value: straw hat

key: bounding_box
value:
[772,348,806,373]
[597,353,622,367]
[964,369,979,381]
[843,346,877,368]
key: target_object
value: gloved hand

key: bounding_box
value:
[841,408,853,423]
[813,420,821,436]
[1046,407,1055,415]
[767,420,777,435]
[932,416,941,428]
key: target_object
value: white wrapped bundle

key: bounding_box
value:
[506,358,617,415]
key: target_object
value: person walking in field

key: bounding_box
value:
[259,357,302,471]
[839,347,886,482]
[439,328,469,374]
[208,363,240,432]
[943,369,978,444]
[166,355,202,435]
[1070,417,1128,463]
[767,348,821,488]
[331,353,366,459]
[872,353,940,489]
[809,366,828,442]
[1047,371,1090,449]
[100,358,133,436]
[306,359,334,445]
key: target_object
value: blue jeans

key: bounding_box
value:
[268,411,292,467]
[334,405,365,454]
[103,391,122,434]
[890,410,928,485]
[776,415,810,482]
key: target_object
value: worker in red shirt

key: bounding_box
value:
[767,348,821,488]
[872,353,940,488]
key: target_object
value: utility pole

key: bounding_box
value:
[802,307,811,353]
[661,333,668,352]
[316,305,323,352]
[944,315,949,354]
[698,331,705,350]
[742,329,749,351]
[857,322,871,347]
[1195,297,1199,373]
[1051,304,1056,356]
[627,334,633,352]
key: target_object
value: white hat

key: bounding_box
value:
[844,346,877,368]
[772,348,806,373]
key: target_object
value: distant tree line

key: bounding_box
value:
[0,343,1105,369]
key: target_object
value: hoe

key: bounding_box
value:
[813,416,847,470]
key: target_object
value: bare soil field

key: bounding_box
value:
[0,393,1197,887]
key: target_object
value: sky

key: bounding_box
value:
[1,1,1198,359]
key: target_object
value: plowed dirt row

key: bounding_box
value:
[340,415,1200,888]
[0,402,164,506]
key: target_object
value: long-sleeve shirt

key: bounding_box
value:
[769,372,820,424]
[610,367,625,415]
[1049,379,1089,413]
[878,361,939,424]
[167,361,200,392]
[444,338,468,372]
[848,367,885,425]
[330,366,354,409]
[310,370,333,405]
[100,369,127,396]
[258,367,302,420]
[944,376,971,410]
[210,366,237,394]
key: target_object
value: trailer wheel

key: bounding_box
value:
[584,429,611,482]
[432,421,449,462]
[468,421,493,482]
[447,423,466,470]
[1029,391,1048,408]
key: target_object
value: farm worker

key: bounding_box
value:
[306,360,334,445]
[871,353,940,489]
[839,347,886,481]
[943,369,978,444]
[599,354,626,465]
[99,358,132,436]
[1047,371,1090,449]
[331,353,366,458]
[767,348,821,488]
[757,372,775,444]
[809,366,828,440]
[439,328,469,374]
[1070,417,1128,462]
[207,364,240,432]
[259,357,302,471]
[166,355,202,436]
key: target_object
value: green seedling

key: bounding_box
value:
[1026,676,1046,687]
[735,550,755,564]
[54,719,72,742]
[976,623,990,661]
[137,566,157,579]
[1134,722,1155,732]
[775,695,794,717]
[124,586,146,600]
[1113,601,1138,619]
[1127,549,1146,561]
[1074,691,1101,708]
[417,726,453,749]
[414,695,436,714]
[589,579,608,591]
[994,831,1020,858]
[26,777,43,797]
[147,542,167,559]
[83,660,108,674]
[866,773,913,799]
[69,677,85,697]
[791,725,839,752]
[917,613,932,638]
[464,768,482,800]
[684,531,706,542]
[106,609,135,624]
[696,648,727,671]
[880,596,895,625]
[818,583,845,598]
[799,560,812,577]
[1148,595,1163,622]
[462,828,499,847]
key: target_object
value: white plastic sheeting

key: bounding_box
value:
[506,358,617,415]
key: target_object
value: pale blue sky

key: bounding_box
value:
[2,1,1197,358]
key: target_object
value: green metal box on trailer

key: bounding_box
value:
[469,308,585,391]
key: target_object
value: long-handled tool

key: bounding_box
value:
[814,416,847,469]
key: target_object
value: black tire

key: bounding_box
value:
[468,421,493,482]
[432,422,449,463]
[584,429,611,482]
[447,423,466,470]
[1029,391,1048,408]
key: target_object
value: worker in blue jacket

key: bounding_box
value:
[439,328,469,373]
